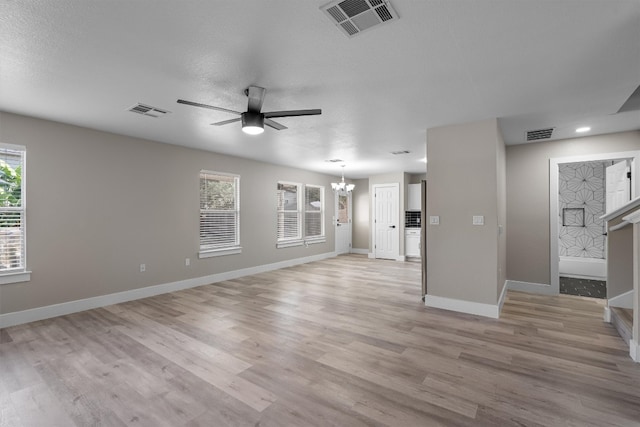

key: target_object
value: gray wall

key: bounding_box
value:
[497,127,507,300]
[506,131,640,285]
[408,173,426,184]
[351,178,369,251]
[0,112,336,315]
[426,118,504,305]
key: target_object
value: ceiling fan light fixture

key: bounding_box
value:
[241,112,264,135]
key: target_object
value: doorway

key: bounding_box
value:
[373,183,400,260]
[335,191,352,255]
[550,151,640,296]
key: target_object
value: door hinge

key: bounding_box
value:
[628,171,632,179]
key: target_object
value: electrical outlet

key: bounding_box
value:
[185,258,190,266]
[140,263,146,272]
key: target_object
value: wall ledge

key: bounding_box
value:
[0,251,338,329]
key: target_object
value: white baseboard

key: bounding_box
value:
[0,251,338,329]
[604,306,611,323]
[396,255,406,262]
[506,280,557,295]
[350,248,368,255]
[368,252,375,259]
[608,290,634,309]
[425,294,500,319]
[631,339,639,362]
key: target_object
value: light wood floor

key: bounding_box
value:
[1,254,639,426]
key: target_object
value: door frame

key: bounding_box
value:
[372,183,400,261]
[334,190,352,254]
[547,150,640,295]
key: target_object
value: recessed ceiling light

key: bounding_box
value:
[576,126,591,133]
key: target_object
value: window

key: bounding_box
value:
[276,182,325,248]
[0,144,30,284]
[199,171,241,258]
[304,185,325,243]
[276,182,302,248]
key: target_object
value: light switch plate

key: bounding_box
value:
[429,216,440,225]
[473,215,484,226]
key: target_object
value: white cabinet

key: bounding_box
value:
[407,183,421,211]
[405,229,421,258]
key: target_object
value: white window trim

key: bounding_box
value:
[276,239,304,249]
[198,170,242,259]
[277,181,303,246]
[276,182,327,248]
[304,184,325,243]
[0,143,29,283]
[304,236,326,245]
[0,270,31,285]
[199,247,242,259]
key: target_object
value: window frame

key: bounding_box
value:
[0,143,30,285]
[276,181,303,248]
[304,184,326,245]
[198,170,242,259]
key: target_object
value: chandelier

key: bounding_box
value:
[331,165,355,193]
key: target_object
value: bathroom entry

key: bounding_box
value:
[557,160,611,298]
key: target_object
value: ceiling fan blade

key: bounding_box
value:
[212,117,242,126]
[263,109,322,118]
[246,86,266,113]
[177,99,241,115]
[264,119,287,130]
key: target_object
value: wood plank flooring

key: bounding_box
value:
[1,254,639,426]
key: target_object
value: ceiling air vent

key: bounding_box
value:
[321,0,399,38]
[526,128,554,142]
[390,150,410,155]
[325,159,344,163]
[127,103,171,118]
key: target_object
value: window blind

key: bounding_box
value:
[200,171,239,251]
[305,185,324,239]
[277,182,301,241]
[0,145,25,272]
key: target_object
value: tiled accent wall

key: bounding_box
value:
[558,161,606,259]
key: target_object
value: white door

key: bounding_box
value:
[606,160,631,213]
[335,191,351,254]
[374,184,399,260]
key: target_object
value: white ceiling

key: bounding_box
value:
[1,0,639,179]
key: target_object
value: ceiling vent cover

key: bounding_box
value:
[127,103,170,118]
[321,0,399,38]
[526,128,554,142]
[390,150,410,155]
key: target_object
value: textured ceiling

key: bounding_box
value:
[1,0,639,178]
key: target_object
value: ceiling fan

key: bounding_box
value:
[177,86,321,135]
